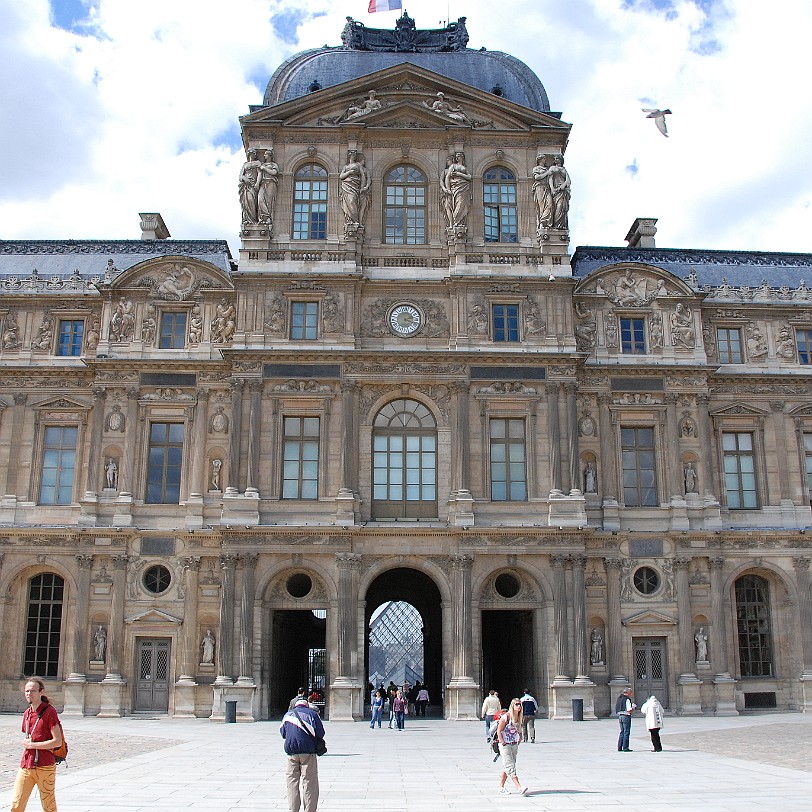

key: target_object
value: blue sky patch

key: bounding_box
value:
[50,0,90,32]
[271,8,308,45]
[625,159,639,177]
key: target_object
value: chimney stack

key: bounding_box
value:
[139,213,171,240]
[625,217,657,248]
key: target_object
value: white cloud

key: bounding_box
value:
[0,0,810,257]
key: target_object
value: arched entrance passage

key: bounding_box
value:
[364,568,442,713]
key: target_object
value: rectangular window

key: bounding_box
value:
[57,320,83,356]
[146,422,184,503]
[39,425,78,505]
[291,302,318,340]
[621,318,646,354]
[717,327,743,363]
[159,312,187,349]
[293,177,328,240]
[722,431,758,508]
[492,304,519,342]
[282,417,320,499]
[805,434,812,501]
[24,573,64,679]
[621,427,657,506]
[797,329,812,365]
[490,418,527,501]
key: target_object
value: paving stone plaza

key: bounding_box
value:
[1,711,810,811]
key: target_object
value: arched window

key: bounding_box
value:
[735,574,774,677]
[372,399,436,518]
[483,167,517,243]
[24,573,64,678]
[292,163,328,240]
[384,166,426,244]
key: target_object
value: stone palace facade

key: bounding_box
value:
[1,13,812,720]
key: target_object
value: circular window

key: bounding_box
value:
[494,573,521,599]
[286,573,313,598]
[143,565,171,595]
[633,566,660,595]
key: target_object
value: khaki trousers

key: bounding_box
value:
[286,753,319,812]
[11,765,58,812]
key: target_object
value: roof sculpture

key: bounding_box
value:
[340,12,469,52]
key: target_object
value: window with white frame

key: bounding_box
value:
[722,431,758,508]
[282,416,320,499]
[39,425,78,505]
[621,427,657,506]
[489,417,527,500]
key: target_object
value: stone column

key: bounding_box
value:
[188,391,209,498]
[604,557,627,684]
[552,554,570,682]
[597,395,618,499]
[331,552,362,720]
[572,555,591,683]
[674,556,702,714]
[447,553,479,717]
[9,393,27,498]
[83,387,107,497]
[451,382,470,492]
[215,554,238,684]
[794,558,812,710]
[178,557,201,683]
[665,394,683,498]
[566,384,580,492]
[227,380,244,493]
[770,402,792,502]
[63,554,94,716]
[696,395,716,498]
[118,388,140,495]
[709,555,737,715]
[245,381,262,495]
[340,381,360,493]
[547,383,562,492]
[98,553,128,717]
[237,553,258,684]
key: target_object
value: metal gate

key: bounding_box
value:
[135,638,170,712]
[633,637,668,708]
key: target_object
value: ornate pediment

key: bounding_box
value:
[33,396,89,412]
[709,403,768,417]
[106,257,233,296]
[575,263,694,303]
[124,609,183,625]
[622,610,676,626]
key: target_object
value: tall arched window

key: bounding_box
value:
[292,163,328,240]
[484,167,517,243]
[735,574,774,677]
[384,166,426,244]
[372,399,436,518]
[24,573,64,678]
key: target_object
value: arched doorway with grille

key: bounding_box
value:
[364,567,443,716]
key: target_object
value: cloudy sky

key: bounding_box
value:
[1,0,810,258]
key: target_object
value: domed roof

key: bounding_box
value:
[262,16,551,113]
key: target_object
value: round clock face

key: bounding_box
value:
[388,303,423,336]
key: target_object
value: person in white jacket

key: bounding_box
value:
[640,695,665,752]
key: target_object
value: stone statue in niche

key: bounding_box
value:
[93,625,107,662]
[775,324,796,360]
[238,148,260,225]
[110,298,135,341]
[670,303,695,348]
[257,148,279,227]
[590,629,604,665]
[85,318,100,351]
[746,322,768,359]
[105,459,119,490]
[440,152,472,236]
[574,302,597,351]
[210,299,236,343]
[695,626,708,662]
[265,295,286,333]
[321,294,344,333]
[339,150,371,236]
[524,300,547,336]
[211,459,222,491]
[31,315,53,350]
[684,462,698,494]
[188,304,203,343]
[584,461,598,494]
[141,304,156,343]
[2,312,21,350]
[201,629,216,664]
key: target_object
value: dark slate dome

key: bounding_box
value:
[262,15,551,113]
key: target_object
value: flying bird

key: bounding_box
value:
[643,108,672,137]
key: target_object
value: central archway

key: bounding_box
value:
[364,567,443,714]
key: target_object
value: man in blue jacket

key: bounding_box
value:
[280,698,326,812]
[519,689,538,743]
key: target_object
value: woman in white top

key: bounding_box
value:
[640,695,665,752]
[496,699,528,796]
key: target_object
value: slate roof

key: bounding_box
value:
[0,240,234,281]
[262,48,551,113]
[572,246,812,291]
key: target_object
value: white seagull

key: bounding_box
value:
[643,108,672,137]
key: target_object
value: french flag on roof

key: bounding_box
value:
[368,0,402,12]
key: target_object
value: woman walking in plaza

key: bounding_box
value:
[11,677,63,812]
[370,690,385,729]
[496,698,528,796]
[640,694,665,752]
[393,689,408,731]
[415,685,430,717]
